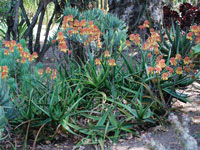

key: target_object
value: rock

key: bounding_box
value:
[109,0,165,32]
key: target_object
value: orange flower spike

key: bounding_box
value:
[95,58,101,65]
[10,47,14,53]
[80,20,86,27]
[59,39,66,45]
[189,64,195,69]
[51,69,57,80]
[187,32,193,40]
[154,44,159,55]
[63,16,69,23]
[57,31,64,36]
[74,19,79,27]
[17,43,22,47]
[175,54,182,61]
[32,52,38,59]
[144,20,149,28]
[69,22,73,28]
[1,72,8,79]
[89,21,94,29]
[57,31,64,41]
[150,28,155,33]
[10,40,16,47]
[129,34,135,41]
[20,51,25,57]
[155,65,162,74]
[136,34,140,38]
[139,25,145,30]
[158,59,166,68]
[109,59,116,66]
[130,34,141,45]
[166,66,174,75]
[158,55,163,59]
[126,40,131,47]
[17,43,23,51]
[0,66,1,72]
[84,27,89,35]
[3,66,8,73]
[38,69,44,75]
[28,55,34,62]
[184,66,190,73]
[21,57,26,63]
[68,30,72,36]
[154,49,159,55]
[143,42,149,50]
[46,67,52,74]
[73,27,79,34]
[97,41,102,48]
[80,28,85,35]
[24,51,29,58]
[170,57,177,66]
[60,43,68,53]
[195,35,200,44]
[162,72,169,80]
[104,50,110,58]
[148,67,154,74]
[156,55,163,63]
[67,15,73,22]
[62,23,68,30]
[190,25,199,36]
[176,67,183,75]
[4,49,9,55]
[183,56,190,65]
[147,53,152,58]
[4,41,10,47]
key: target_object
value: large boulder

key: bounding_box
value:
[109,0,165,32]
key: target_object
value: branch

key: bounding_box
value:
[5,0,15,41]
[23,2,43,39]
[38,0,58,60]
[34,7,45,53]
[13,0,21,41]
[20,0,33,52]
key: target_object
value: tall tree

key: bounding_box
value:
[5,0,66,60]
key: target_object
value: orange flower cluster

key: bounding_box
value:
[126,40,131,47]
[148,53,195,80]
[0,66,8,78]
[60,15,103,49]
[95,51,116,66]
[95,58,101,65]
[3,40,38,63]
[57,32,69,53]
[129,34,141,45]
[189,25,200,44]
[143,29,161,52]
[104,50,110,58]
[109,59,116,66]
[139,20,149,30]
[38,67,57,80]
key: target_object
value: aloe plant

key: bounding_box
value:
[0,75,19,141]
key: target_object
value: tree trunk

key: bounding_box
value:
[109,0,164,32]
